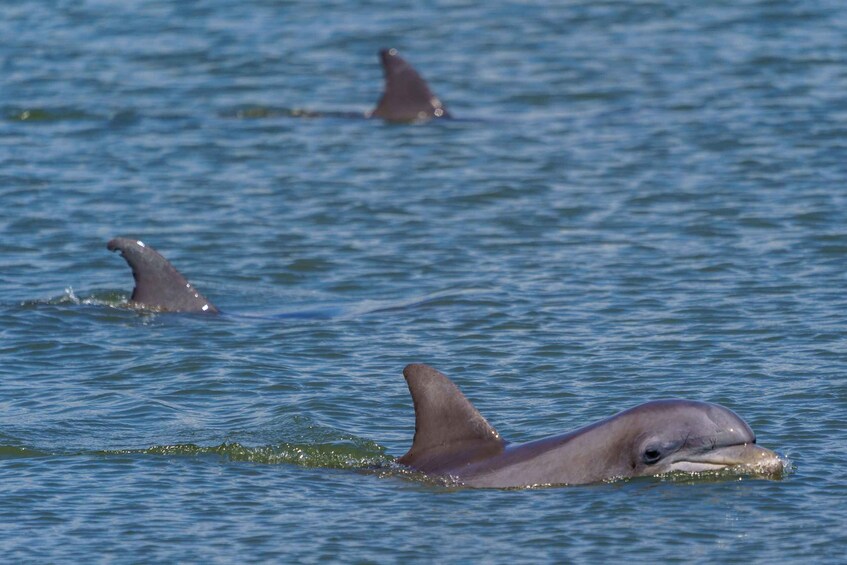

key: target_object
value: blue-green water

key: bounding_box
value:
[2,0,846,561]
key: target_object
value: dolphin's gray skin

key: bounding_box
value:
[107,237,218,314]
[398,364,783,488]
[369,48,450,122]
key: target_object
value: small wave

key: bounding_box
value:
[20,288,130,309]
[0,439,393,471]
[340,287,489,319]
[5,107,97,122]
[4,107,140,124]
[102,440,393,470]
[224,105,365,120]
[0,445,49,459]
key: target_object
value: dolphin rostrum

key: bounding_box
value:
[397,364,783,488]
[107,237,218,314]
[369,48,450,122]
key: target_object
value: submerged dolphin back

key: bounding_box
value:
[107,237,218,314]
[370,49,450,122]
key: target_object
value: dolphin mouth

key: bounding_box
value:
[668,443,784,476]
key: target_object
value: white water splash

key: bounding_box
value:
[63,287,80,304]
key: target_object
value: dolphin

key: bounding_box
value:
[369,48,450,122]
[107,237,218,314]
[397,364,783,488]
[105,238,459,317]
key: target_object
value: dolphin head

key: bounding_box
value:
[621,400,783,478]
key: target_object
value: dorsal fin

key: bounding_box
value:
[398,364,505,473]
[107,237,219,314]
[370,49,450,122]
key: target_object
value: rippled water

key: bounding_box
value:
[2,0,846,562]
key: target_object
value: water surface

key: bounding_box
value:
[2,0,846,562]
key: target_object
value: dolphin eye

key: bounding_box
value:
[642,447,662,465]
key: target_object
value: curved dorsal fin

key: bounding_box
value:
[398,364,504,473]
[107,237,218,314]
[370,49,450,122]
